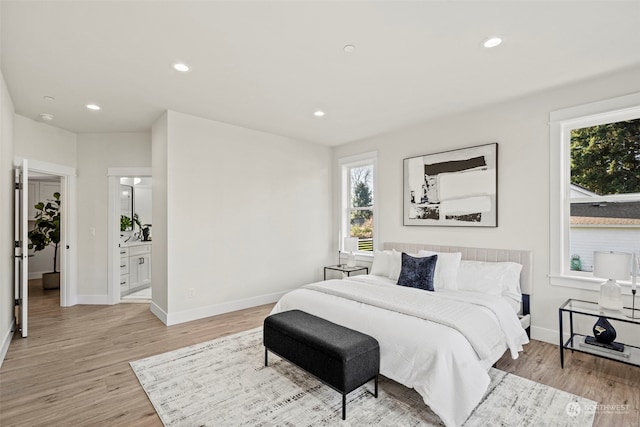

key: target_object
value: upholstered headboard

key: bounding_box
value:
[383,242,533,296]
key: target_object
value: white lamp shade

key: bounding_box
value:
[593,251,631,281]
[343,237,358,253]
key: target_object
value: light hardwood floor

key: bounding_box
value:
[1,280,638,426]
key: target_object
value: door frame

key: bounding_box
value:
[107,167,152,304]
[20,159,77,307]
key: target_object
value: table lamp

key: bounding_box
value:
[593,251,631,311]
[343,237,358,268]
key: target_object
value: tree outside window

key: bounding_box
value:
[569,118,640,272]
[349,165,374,251]
[571,119,640,195]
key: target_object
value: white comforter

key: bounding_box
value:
[271,275,529,427]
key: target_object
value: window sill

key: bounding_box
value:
[550,273,637,295]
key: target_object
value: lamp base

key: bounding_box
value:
[598,279,623,311]
[346,251,356,268]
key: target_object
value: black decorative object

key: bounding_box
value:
[584,336,625,352]
[142,226,151,241]
[593,316,616,344]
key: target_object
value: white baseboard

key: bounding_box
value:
[76,294,111,305]
[28,271,47,280]
[76,290,284,325]
[150,302,168,325]
[531,325,569,345]
[0,318,16,368]
[164,291,286,326]
[28,271,64,280]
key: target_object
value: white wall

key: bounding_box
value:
[13,114,76,167]
[154,111,333,325]
[151,113,168,315]
[333,65,640,345]
[0,69,16,365]
[76,132,151,300]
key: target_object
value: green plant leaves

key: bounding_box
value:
[28,191,61,272]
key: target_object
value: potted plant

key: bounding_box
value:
[120,215,132,232]
[28,192,61,289]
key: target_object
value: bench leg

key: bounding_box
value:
[342,393,346,420]
[374,375,378,398]
[264,348,268,367]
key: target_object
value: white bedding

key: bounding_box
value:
[271,274,529,427]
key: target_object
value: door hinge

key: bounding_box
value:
[14,240,20,248]
[15,182,21,190]
[15,299,20,306]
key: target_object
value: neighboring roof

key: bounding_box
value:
[569,183,599,197]
[570,201,640,220]
[571,200,640,226]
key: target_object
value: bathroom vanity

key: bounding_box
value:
[120,242,151,295]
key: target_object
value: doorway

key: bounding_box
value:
[14,159,77,338]
[28,174,61,284]
[107,167,152,304]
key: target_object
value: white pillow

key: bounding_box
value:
[388,249,403,281]
[417,250,462,291]
[457,260,523,307]
[370,250,392,277]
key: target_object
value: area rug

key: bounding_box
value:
[130,328,595,426]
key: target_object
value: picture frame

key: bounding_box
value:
[403,143,498,227]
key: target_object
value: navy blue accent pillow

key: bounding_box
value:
[397,253,438,291]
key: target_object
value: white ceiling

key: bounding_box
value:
[2,1,639,146]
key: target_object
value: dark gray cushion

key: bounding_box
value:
[264,310,379,394]
[397,252,437,291]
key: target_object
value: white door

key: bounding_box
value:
[14,159,29,337]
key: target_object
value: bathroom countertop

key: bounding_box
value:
[120,240,152,247]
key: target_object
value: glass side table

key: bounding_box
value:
[559,298,640,368]
[324,265,369,280]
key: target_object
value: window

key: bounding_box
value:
[339,152,377,254]
[550,93,640,289]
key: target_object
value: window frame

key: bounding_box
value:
[338,151,378,255]
[549,92,640,291]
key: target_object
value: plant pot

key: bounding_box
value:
[42,272,60,290]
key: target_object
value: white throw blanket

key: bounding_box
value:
[305,280,527,359]
[272,277,529,427]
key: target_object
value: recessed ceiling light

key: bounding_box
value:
[39,113,54,121]
[86,103,101,111]
[173,62,190,72]
[313,110,326,117]
[43,96,55,102]
[343,44,356,53]
[483,37,503,48]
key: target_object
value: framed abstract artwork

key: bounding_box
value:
[403,143,498,227]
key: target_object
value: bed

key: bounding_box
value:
[271,243,532,427]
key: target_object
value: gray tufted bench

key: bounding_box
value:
[263,310,380,420]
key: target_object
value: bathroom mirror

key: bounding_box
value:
[120,184,134,231]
